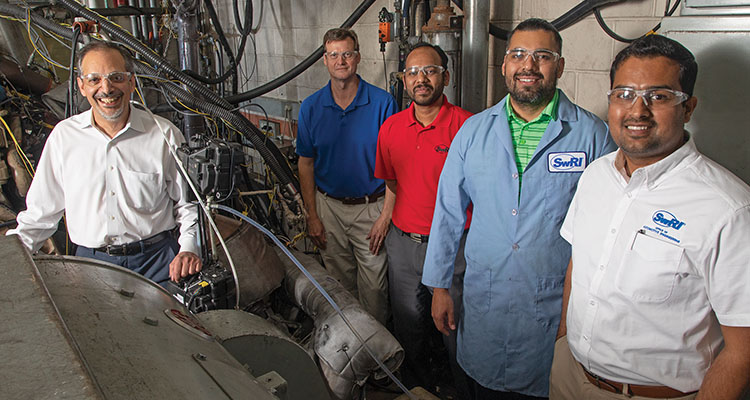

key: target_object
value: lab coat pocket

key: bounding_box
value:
[615,231,684,303]
[120,169,164,212]
[463,255,491,316]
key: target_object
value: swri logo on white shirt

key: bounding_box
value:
[652,210,686,230]
[548,152,587,173]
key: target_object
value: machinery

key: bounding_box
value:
[1,0,722,398]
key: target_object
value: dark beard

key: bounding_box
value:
[509,80,557,106]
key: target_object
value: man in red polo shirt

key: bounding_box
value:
[375,43,472,394]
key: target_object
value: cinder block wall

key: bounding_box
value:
[218,0,672,120]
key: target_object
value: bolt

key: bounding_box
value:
[119,288,135,298]
[143,316,158,326]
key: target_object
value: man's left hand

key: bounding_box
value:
[169,251,203,282]
[367,216,390,255]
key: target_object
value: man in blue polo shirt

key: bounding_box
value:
[296,28,397,324]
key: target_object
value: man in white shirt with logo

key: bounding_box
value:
[550,35,750,399]
[8,41,201,287]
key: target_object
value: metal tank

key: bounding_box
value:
[421,0,463,106]
[0,234,294,400]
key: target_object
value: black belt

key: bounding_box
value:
[93,230,173,256]
[393,225,429,243]
[317,187,385,205]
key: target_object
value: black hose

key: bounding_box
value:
[55,0,232,109]
[67,25,80,118]
[203,0,238,87]
[0,3,299,193]
[133,62,299,191]
[226,0,376,104]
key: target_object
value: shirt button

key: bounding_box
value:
[110,216,115,220]
[511,209,518,216]
[583,335,589,341]
[611,228,616,234]
[110,166,114,171]
[589,300,596,306]
[599,265,605,271]
[512,243,519,251]
[512,173,519,179]
[110,191,115,196]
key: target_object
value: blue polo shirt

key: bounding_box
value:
[296,76,397,198]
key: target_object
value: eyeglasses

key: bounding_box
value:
[606,88,689,109]
[403,65,445,78]
[505,48,560,65]
[79,71,132,87]
[325,51,359,60]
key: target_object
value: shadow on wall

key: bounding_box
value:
[487,1,514,106]
[688,41,750,185]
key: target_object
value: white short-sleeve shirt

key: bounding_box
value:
[560,138,750,392]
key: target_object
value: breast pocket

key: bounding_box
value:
[615,232,684,303]
[120,169,165,212]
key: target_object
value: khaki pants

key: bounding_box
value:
[316,191,389,324]
[549,337,697,400]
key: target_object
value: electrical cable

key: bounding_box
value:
[593,0,681,43]
[215,204,417,400]
[4,1,300,193]
[139,101,242,310]
[66,25,81,118]
[225,0,376,104]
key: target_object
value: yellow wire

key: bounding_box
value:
[134,86,146,105]
[0,115,35,177]
[26,9,67,70]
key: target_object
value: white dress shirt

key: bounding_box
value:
[560,137,750,392]
[9,105,199,255]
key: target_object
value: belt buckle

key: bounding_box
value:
[408,233,422,243]
[107,244,126,256]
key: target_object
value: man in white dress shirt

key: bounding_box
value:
[549,35,750,400]
[8,41,202,286]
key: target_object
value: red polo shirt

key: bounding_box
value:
[375,96,473,235]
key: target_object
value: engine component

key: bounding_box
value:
[178,140,243,199]
[280,249,405,400]
[166,261,235,313]
[0,234,283,399]
[197,309,331,400]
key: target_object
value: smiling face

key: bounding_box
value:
[501,29,564,108]
[323,38,360,83]
[403,46,449,107]
[608,56,698,169]
[77,48,134,128]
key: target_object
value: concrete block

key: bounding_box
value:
[557,72,577,105]
[522,0,584,21]
[574,71,610,120]
[559,18,613,71]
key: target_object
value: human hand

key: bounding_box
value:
[366,216,389,255]
[307,216,327,250]
[431,288,455,336]
[169,251,203,282]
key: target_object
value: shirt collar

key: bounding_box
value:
[78,103,147,138]
[406,95,454,128]
[505,88,560,124]
[613,132,698,189]
[321,75,369,111]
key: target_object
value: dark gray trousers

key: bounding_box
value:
[386,225,469,397]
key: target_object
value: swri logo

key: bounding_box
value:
[548,152,586,172]
[652,210,686,230]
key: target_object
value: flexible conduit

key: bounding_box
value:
[215,204,417,400]
[225,0,376,104]
[13,1,300,191]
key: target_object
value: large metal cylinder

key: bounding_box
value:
[461,0,489,112]
[422,0,462,105]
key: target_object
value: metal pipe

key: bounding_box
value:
[460,0,489,112]
[175,0,205,141]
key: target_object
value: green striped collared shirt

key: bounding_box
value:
[506,89,560,186]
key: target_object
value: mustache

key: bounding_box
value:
[94,90,123,99]
[622,117,655,125]
[412,83,433,91]
[513,71,544,79]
